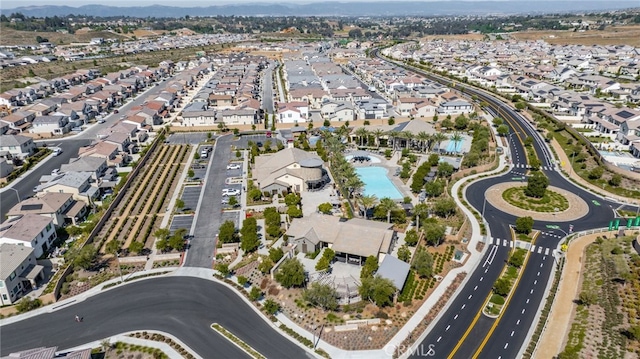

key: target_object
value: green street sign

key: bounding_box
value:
[614,219,620,230]
[635,216,640,226]
[511,177,524,181]
[627,218,634,228]
[591,200,601,206]
[546,224,560,229]
[608,221,613,231]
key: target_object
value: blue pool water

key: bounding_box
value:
[355,166,403,200]
[446,139,464,153]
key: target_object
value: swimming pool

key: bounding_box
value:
[355,166,403,200]
[445,139,464,153]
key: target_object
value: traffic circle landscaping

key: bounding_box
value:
[485,183,589,222]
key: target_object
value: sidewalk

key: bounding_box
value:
[534,232,603,358]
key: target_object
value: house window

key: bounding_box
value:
[9,272,16,281]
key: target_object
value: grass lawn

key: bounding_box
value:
[502,186,569,212]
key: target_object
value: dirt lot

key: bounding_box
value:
[0,25,125,46]
[510,25,640,47]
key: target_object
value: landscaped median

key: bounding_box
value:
[483,230,538,317]
[211,323,266,359]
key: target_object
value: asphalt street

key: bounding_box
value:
[185,135,234,268]
[0,276,311,359]
[0,78,175,221]
[262,63,275,115]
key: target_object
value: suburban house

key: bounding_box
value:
[181,102,217,127]
[30,115,72,135]
[277,102,309,124]
[6,192,86,227]
[437,99,474,115]
[321,101,355,122]
[286,213,397,265]
[254,147,329,194]
[0,111,35,133]
[376,255,411,293]
[0,134,37,159]
[78,141,124,167]
[216,108,257,125]
[35,171,99,204]
[0,244,44,306]
[0,214,57,258]
[60,157,109,182]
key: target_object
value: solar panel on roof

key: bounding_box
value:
[617,110,636,119]
[20,204,43,211]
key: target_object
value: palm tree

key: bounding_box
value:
[372,129,385,148]
[358,194,378,220]
[354,127,369,147]
[416,131,431,153]
[378,197,398,223]
[432,133,448,154]
[345,175,364,198]
[386,130,400,151]
[450,132,463,154]
[402,131,414,150]
[412,203,430,229]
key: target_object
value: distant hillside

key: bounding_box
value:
[6,2,640,18]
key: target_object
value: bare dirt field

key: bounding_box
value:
[0,25,125,46]
[510,26,640,47]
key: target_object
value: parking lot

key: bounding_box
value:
[170,214,194,233]
[181,186,202,211]
[165,133,213,145]
[234,134,269,149]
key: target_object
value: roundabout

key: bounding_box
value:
[485,182,590,222]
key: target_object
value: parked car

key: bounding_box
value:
[222,188,240,196]
[52,148,63,156]
[51,169,60,175]
[97,118,106,124]
[226,163,241,170]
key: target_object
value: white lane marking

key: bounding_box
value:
[526,299,530,304]
[437,336,442,343]
[537,271,540,276]
[504,343,509,349]
[468,295,473,300]
[530,289,534,294]
[516,320,520,325]
[522,309,526,314]
[534,280,537,285]
[446,325,450,331]
[454,314,458,320]
[543,256,546,261]
[474,285,478,291]
[540,262,543,267]
[485,268,489,273]
[510,331,515,337]
[480,276,484,282]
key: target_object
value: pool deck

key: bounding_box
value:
[350,150,415,203]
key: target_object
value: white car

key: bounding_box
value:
[52,148,62,156]
[222,188,240,196]
[226,163,241,170]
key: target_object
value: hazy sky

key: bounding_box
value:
[3,0,580,9]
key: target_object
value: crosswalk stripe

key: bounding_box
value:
[503,239,508,247]
[538,247,543,254]
[488,237,493,244]
[545,248,550,255]
[530,245,536,252]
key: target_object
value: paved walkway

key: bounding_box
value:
[534,232,604,359]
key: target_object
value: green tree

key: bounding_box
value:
[514,216,534,234]
[15,297,42,313]
[216,263,230,277]
[508,250,525,268]
[493,277,511,296]
[248,188,263,201]
[398,245,411,262]
[515,101,526,111]
[424,223,446,246]
[492,117,503,126]
[404,229,419,246]
[433,198,456,218]
[249,286,262,301]
[588,167,604,180]
[358,194,378,220]
[154,228,170,240]
[318,202,333,214]
[105,240,120,255]
[454,115,469,130]
[303,282,339,310]
[175,198,185,211]
[359,276,396,307]
[284,193,301,206]
[169,229,186,251]
[155,239,168,252]
[609,174,622,187]
[275,258,305,288]
[128,241,144,255]
[228,196,238,207]
[264,299,280,315]
[269,247,284,263]
[71,245,98,270]
[412,249,434,278]
[287,205,303,218]
[316,256,330,271]
[237,275,249,286]
[424,180,444,197]
[218,220,237,243]
[360,255,379,279]
[240,217,260,253]
[497,124,509,136]
[65,225,83,237]
[436,161,455,178]
[579,291,597,306]
[524,172,549,198]
[187,169,195,178]
[258,258,274,273]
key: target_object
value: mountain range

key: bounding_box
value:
[5,2,640,18]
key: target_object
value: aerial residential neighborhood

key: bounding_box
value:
[1,2,640,359]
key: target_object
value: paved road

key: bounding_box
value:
[262,63,275,115]
[185,135,234,268]
[0,276,311,359]
[374,50,625,358]
[0,80,173,221]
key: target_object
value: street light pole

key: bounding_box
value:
[8,188,21,203]
[116,252,124,283]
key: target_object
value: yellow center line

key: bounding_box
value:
[471,231,540,359]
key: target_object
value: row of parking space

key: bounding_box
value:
[165,133,212,145]
[170,214,194,233]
